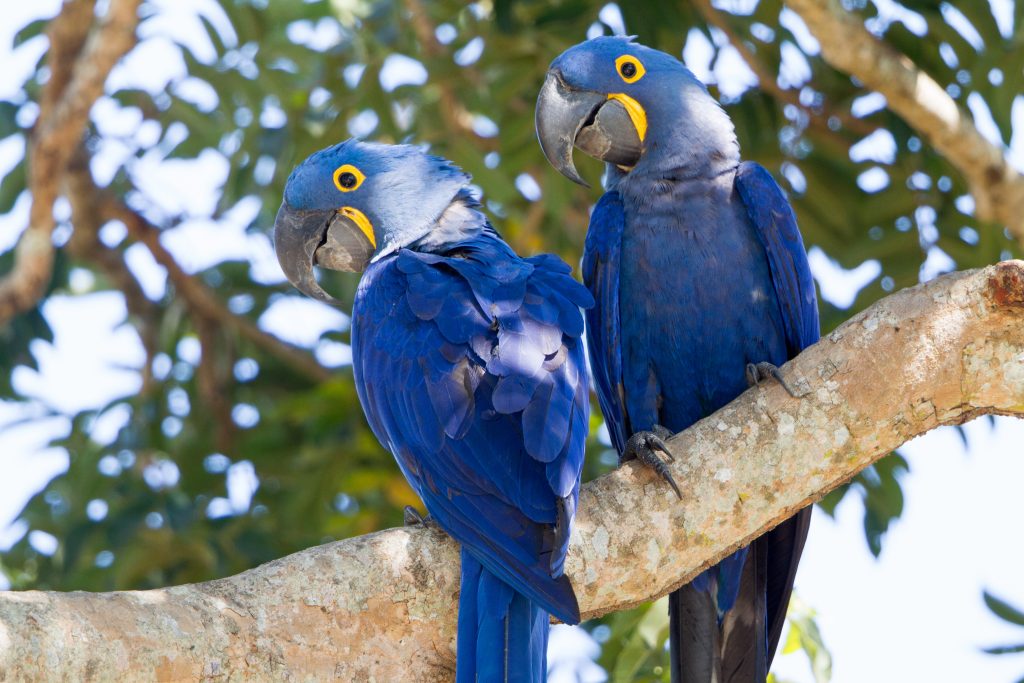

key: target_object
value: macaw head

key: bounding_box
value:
[535,36,735,186]
[274,139,469,302]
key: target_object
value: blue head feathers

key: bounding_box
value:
[274,139,475,302]
[536,36,738,184]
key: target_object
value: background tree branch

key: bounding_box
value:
[98,192,331,384]
[694,0,876,138]
[1,261,1021,681]
[0,0,140,325]
[785,0,1024,246]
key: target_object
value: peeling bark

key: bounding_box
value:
[785,0,1024,247]
[1,262,1023,681]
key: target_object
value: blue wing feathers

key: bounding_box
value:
[735,162,821,351]
[352,229,588,625]
[582,191,629,453]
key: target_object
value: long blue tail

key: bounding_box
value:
[457,547,550,683]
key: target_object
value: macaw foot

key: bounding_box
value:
[622,425,682,499]
[746,361,801,398]
[403,505,439,530]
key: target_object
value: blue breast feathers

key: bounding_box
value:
[350,230,593,624]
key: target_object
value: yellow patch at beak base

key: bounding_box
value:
[607,93,647,143]
[339,207,376,248]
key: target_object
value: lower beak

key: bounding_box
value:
[535,71,643,186]
[273,202,375,304]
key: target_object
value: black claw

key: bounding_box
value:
[403,505,437,529]
[623,427,682,499]
[746,361,801,398]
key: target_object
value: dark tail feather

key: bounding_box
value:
[669,581,720,683]
[669,508,812,682]
[669,546,766,683]
[720,541,767,681]
[764,508,812,658]
[457,548,550,683]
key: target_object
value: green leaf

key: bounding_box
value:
[783,595,833,683]
[984,591,1024,627]
[610,597,670,683]
[0,155,25,214]
[13,18,47,48]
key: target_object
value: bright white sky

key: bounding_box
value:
[1,1,1023,681]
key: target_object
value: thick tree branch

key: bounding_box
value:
[0,0,141,325]
[1,262,1023,680]
[785,0,1024,246]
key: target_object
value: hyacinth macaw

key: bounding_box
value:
[273,139,593,682]
[535,37,819,681]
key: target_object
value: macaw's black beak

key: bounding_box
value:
[273,202,376,304]
[535,70,643,187]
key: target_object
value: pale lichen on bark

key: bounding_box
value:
[0,262,1022,681]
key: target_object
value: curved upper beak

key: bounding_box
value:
[535,70,644,186]
[273,202,376,304]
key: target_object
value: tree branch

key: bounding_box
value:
[402,0,496,150]
[694,0,876,138]
[0,0,141,325]
[1,262,1023,680]
[64,146,161,394]
[97,194,331,384]
[784,0,1024,246]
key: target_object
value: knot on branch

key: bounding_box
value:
[988,260,1024,309]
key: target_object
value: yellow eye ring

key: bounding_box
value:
[333,164,365,192]
[615,54,645,84]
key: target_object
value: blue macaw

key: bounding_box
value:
[536,37,819,681]
[273,139,594,682]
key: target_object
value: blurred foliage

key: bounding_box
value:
[0,0,1021,677]
[774,597,832,683]
[597,597,671,682]
[984,591,1024,682]
[818,452,909,557]
[590,592,831,682]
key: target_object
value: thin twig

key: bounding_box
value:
[98,195,330,384]
[402,0,496,150]
[65,148,160,393]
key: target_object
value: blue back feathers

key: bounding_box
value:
[352,225,592,624]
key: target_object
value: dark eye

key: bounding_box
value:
[620,62,637,79]
[338,172,358,189]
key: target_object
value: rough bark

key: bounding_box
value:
[785,0,1024,246]
[1,262,1023,681]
